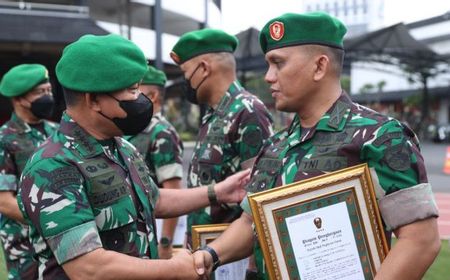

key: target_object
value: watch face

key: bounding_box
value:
[160,237,172,247]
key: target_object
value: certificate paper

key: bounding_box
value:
[214,258,249,280]
[286,202,364,280]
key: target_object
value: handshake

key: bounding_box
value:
[169,247,216,280]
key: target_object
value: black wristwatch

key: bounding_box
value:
[207,184,218,204]
[159,237,172,248]
[202,245,221,271]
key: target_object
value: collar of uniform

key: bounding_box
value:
[228,80,244,95]
[315,92,352,132]
[214,80,243,115]
[143,111,162,134]
[153,111,162,119]
[9,112,32,134]
[59,112,105,158]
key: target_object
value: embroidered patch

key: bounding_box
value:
[384,143,411,171]
[269,21,285,41]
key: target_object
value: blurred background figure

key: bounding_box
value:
[125,65,184,259]
[0,64,58,280]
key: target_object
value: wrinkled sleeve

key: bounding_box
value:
[150,126,183,184]
[233,101,273,168]
[0,142,18,192]
[18,158,102,265]
[361,120,438,230]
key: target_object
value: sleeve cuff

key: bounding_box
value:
[46,220,102,265]
[240,195,253,216]
[0,174,17,191]
[378,183,439,230]
[155,163,183,183]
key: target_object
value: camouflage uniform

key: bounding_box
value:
[17,113,160,279]
[125,112,183,187]
[187,81,273,242]
[0,113,57,280]
[241,93,439,280]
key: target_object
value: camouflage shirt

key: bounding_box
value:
[17,112,160,279]
[0,113,57,280]
[125,112,183,187]
[241,93,438,280]
[187,80,273,241]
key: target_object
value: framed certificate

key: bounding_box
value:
[192,224,249,280]
[192,223,230,249]
[248,164,389,280]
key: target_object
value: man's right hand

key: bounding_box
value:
[193,249,213,278]
[170,249,202,280]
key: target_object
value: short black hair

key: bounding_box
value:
[303,45,344,76]
[327,47,345,76]
[62,87,85,107]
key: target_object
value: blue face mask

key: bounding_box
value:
[99,93,153,135]
[182,63,207,104]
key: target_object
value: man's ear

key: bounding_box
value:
[313,55,329,81]
[85,93,101,111]
[148,90,159,104]
[199,60,211,77]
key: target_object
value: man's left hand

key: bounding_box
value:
[214,169,251,204]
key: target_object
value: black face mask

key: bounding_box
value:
[182,63,207,104]
[99,93,153,135]
[30,95,55,119]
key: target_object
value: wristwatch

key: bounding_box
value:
[202,245,221,271]
[159,237,172,248]
[207,184,218,204]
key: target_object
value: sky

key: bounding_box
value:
[220,0,450,34]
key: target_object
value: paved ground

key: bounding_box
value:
[421,142,450,238]
[436,193,450,239]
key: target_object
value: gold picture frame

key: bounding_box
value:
[191,223,230,250]
[249,164,389,280]
[192,223,250,280]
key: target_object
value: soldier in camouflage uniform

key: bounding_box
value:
[125,66,183,259]
[193,12,440,280]
[170,29,273,250]
[0,64,57,280]
[17,34,250,279]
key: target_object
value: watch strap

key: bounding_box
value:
[202,245,221,271]
[207,184,218,204]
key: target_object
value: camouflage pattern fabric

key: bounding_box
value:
[187,80,273,244]
[17,113,160,279]
[240,93,436,280]
[125,112,183,187]
[0,113,57,280]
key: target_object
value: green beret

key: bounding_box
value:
[56,34,147,92]
[170,28,238,64]
[142,66,166,86]
[259,12,347,53]
[0,64,49,98]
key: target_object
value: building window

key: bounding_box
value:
[334,1,339,16]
